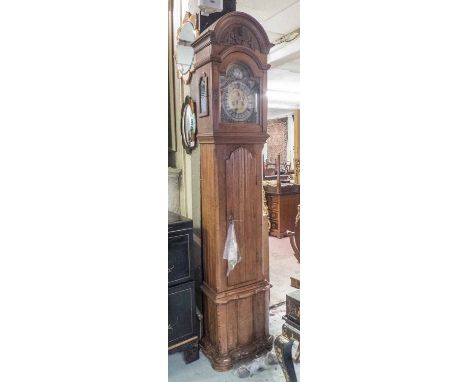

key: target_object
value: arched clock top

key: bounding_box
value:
[192,11,270,142]
[213,12,272,54]
[218,23,262,52]
[195,11,273,55]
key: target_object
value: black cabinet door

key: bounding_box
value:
[168,281,197,347]
[168,228,193,286]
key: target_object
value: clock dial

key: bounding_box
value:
[220,63,259,123]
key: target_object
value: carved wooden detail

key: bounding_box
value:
[219,25,261,51]
[265,190,300,239]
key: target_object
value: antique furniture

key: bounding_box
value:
[174,12,199,84]
[274,289,300,382]
[264,154,300,238]
[284,206,300,361]
[168,211,200,363]
[264,174,290,182]
[264,161,276,176]
[264,182,300,239]
[191,12,273,371]
[181,96,197,153]
[281,161,292,175]
[285,206,300,263]
[263,154,291,180]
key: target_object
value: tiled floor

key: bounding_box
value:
[168,237,300,382]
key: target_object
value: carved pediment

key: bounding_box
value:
[193,12,273,55]
[219,25,260,52]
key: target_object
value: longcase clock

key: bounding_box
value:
[191,12,273,371]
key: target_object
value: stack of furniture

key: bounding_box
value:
[275,206,300,381]
[168,211,200,363]
[285,205,300,288]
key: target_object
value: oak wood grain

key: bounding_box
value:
[192,11,273,370]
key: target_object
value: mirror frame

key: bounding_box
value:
[174,12,199,84]
[181,96,197,154]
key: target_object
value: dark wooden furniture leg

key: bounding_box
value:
[274,335,297,382]
[183,339,199,364]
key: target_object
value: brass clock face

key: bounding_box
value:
[220,63,259,123]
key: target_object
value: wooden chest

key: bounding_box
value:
[168,212,199,363]
[168,281,198,347]
[168,214,193,287]
[264,184,300,239]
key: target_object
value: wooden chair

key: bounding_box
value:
[263,154,281,178]
[264,161,277,177]
[281,161,292,175]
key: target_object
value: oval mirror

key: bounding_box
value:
[181,96,197,153]
[175,13,198,83]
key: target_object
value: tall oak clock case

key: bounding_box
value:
[191,12,274,371]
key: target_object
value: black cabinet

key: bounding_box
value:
[168,282,197,346]
[168,212,199,363]
[168,228,192,286]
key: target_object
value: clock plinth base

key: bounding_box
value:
[200,334,274,371]
[200,281,272,371]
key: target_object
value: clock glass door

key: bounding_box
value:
[220,63,259,124]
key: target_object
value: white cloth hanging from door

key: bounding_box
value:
[223,220,241,276]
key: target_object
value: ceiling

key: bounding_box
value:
[236,0,299,41]
[237,0,300,119]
